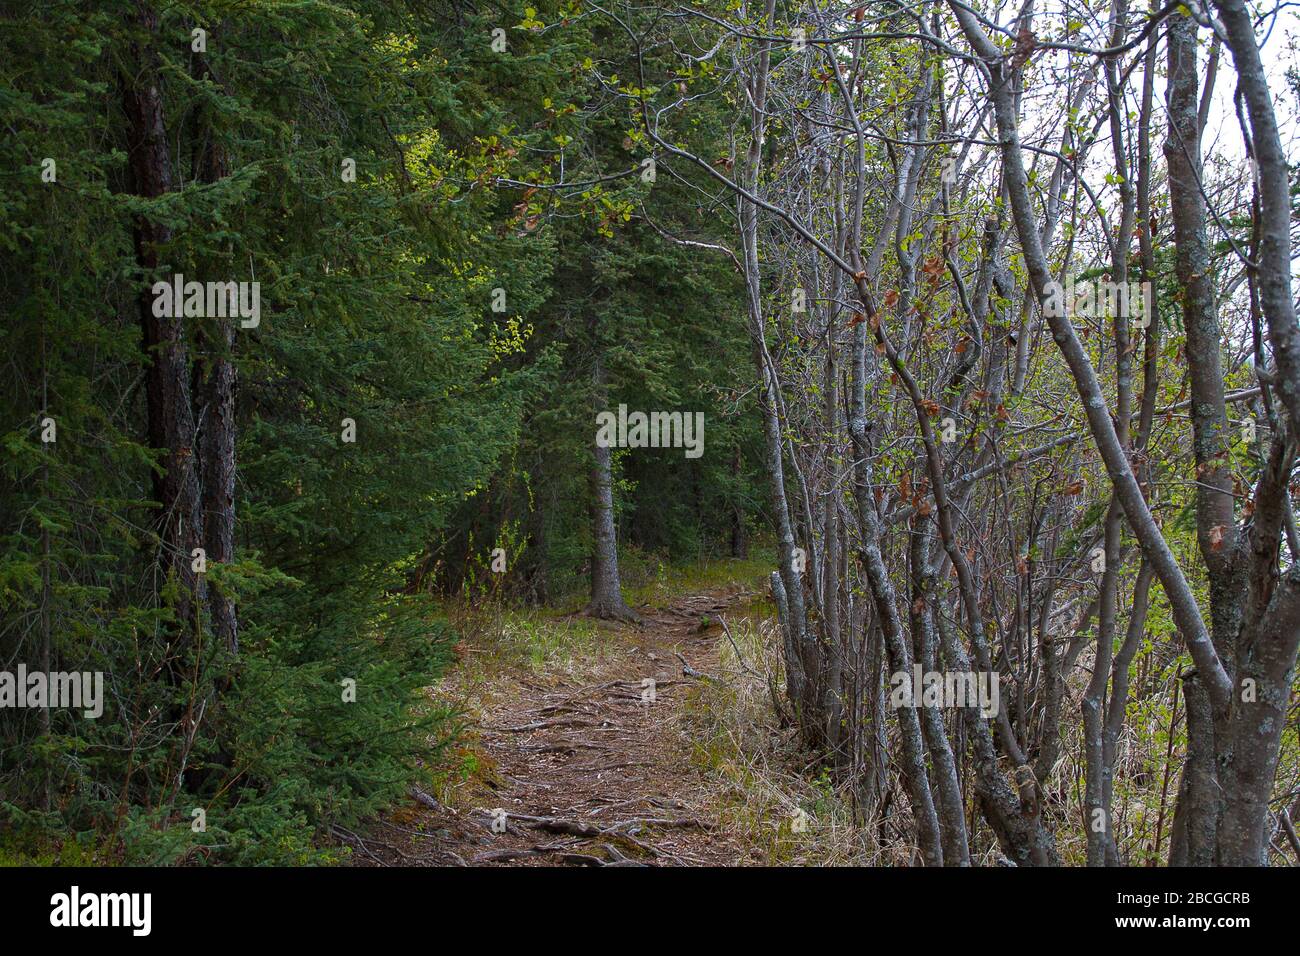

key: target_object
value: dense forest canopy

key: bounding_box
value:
[1,0,1298,870]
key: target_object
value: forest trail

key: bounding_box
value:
[358,587,757,866]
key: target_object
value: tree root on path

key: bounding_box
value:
[473,809,711,840]
[518,741,612,755]
[583,600,644,626]
[486,717,619,733]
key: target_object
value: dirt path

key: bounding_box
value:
[353,587,754,866]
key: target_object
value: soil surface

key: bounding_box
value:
[347,587,755,866]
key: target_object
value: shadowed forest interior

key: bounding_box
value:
[1,0,1299,868]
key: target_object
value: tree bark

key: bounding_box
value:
[1210,0,1300,427]
[192,42,239,657]
[586,356,638,622]
[950,0,1233,715]
[122,1,206,649]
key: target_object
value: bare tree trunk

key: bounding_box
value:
[1168,669,1219,865]
[846,320,943,866]
[821,352,844,756]
[196,330,237,656]
[730,445,747,558]
[1211,0,1300,426]
[910,528,970,865]
[1160,7,1300,866]
[950,1,1233,715]
[586,356,638,623]
[192,43,239,657]
[122,1,206,651]
[1217,565,1300,863]
[1084,0,1140,867]
[1166,9,1242,657]
[737,0,819,735]
[934,607,1056,865]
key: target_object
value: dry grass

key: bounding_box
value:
[674,595,907,865]
[418,555,1297,867]
[416,555,911,865]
